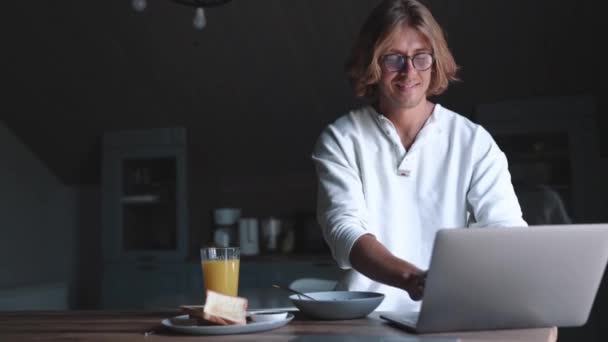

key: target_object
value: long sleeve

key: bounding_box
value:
[312,126,370,269]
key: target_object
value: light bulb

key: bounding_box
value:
[193,7,207,30]
[132,0,147,12]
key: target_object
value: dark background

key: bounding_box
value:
[0,1,606,340]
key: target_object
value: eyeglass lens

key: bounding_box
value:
[383,54,433,72]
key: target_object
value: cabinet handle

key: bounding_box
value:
[136,256,157,263]
[137,264,158,271]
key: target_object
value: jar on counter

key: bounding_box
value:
[261,217,281,253]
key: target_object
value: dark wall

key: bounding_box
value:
[2,1,604,170]
[2,0,604,233]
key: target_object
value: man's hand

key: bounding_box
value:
[350,234,427,301]
[400,271,426,301]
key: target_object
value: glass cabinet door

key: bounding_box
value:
[121,157,178,252]
[102,128,188,262]
[494,132,574,223]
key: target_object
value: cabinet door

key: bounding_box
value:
[239,260,343,289]
[121,157,178,251]
[102,146,188,262]
[101,263,187,309]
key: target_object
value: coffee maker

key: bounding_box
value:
[213,208,240,247]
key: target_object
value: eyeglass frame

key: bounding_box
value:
[380,52,435,73]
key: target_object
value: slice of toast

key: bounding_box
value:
[181,290,248,325]
[179,306,213,325]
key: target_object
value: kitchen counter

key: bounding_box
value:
[0,311,557,342]
[187,253,335,263]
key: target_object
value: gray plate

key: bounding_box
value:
[161,313,294,335]
[289,291,384,320]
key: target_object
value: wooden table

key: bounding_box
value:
[0,311,557,342]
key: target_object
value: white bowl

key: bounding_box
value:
[249,311,289,322]
[289,291,384,320]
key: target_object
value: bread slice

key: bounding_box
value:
[179,306,214,325]
[204,290,248,325]
[182,290,248,325]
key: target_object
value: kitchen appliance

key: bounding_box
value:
[261,217,282,253]
[213,208,240,247]
[238,217,259,256]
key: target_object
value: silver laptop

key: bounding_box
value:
[381,224,608,333]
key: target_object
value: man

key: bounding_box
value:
[312,0,526,312]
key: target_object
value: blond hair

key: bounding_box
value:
[346,0,459,98]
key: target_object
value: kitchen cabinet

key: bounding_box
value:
[100,257,342,309]
[189,258,342,296]
[475,96,601,222]
[101,128,189,262]
[101,262,187,309]
[100,128,189,309]
[239,259,343,289]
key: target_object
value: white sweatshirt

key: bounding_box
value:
[312,104,527,312]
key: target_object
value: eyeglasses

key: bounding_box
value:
[381,53,434,72]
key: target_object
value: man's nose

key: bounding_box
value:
[398,57,416,74]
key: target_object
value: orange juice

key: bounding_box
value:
[201,259,240,296]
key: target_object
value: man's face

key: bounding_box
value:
[377,25,433,112]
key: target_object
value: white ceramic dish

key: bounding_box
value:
[162,313,294,335]
[289,291,384,320]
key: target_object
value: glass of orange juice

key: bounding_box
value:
[200,247,240,296]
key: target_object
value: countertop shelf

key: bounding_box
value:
[187,253,334,264]
[121,194,161,204]
[242,253,334,263]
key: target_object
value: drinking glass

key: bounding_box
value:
[200,247,240,296]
